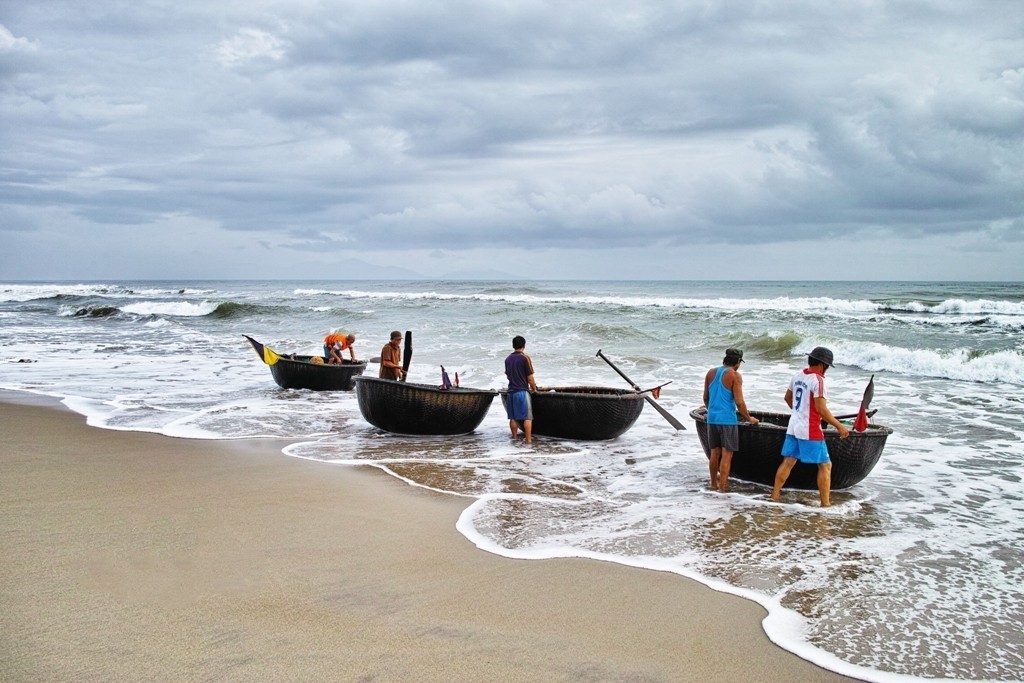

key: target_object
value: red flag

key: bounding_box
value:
[651,386,661,400]
[853,375,874,432]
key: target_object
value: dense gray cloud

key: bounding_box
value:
[1,1,1022,280]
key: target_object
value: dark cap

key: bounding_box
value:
[724,348,744,363]
[809,346,834,367]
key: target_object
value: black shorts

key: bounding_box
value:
[708,424,739,452]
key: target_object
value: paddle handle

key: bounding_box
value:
[596,350,686,431]
[833,409,878,421]
[596,349,640,389]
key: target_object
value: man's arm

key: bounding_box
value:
[524,354,538,392]
[784,388,794,409]
[814,396,850,438]
[731,373,759,424]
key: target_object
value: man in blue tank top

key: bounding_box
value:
[702,348,759,492]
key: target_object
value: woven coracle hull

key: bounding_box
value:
[353,376,497,435]
[268,356,366,391]
[501,386,645,440]
[689,407,893,490]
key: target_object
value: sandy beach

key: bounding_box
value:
[1,393,857,682]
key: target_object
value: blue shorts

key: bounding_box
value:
[506,391,533,421]
[781,435,830,464]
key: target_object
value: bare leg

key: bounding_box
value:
[708,448,722,489]
[718,450,733,492]
[523,419,533,444]
[509,419,519,440]
[772,458,797,501]
[817,462,832,507]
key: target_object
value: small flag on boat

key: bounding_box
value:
[454,372,459,388]
[651,386,661,400]
[244,335,281,366]
[854,375,875,432]
[440,365,453,390]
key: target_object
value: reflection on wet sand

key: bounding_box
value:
[384,460,586,498]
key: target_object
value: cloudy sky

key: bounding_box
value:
[1,1,1022,280]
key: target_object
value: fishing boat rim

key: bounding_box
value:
[499,385,644,399]
[689,406,893,435]
[353,375,498,396]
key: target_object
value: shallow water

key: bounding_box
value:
[2,279,1022,681]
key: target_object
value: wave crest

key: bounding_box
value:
[815,341,1024,385]
[121,301,221,317]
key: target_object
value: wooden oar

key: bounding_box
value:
[400,330,412,382]
[833,409,877,421]
[596,350,685,430]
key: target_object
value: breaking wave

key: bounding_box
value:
[120,300,221,317]
[803,340,1024,386]
[307,289,1024,320]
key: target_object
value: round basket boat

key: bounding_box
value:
[500,386,645,441]
[245,335,365,391]
[353,376,497,436]
[268,355,366,391]
[689,407,893,490]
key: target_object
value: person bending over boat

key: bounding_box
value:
[505,335,538,444]
[324,331,357,364]
[379,330,406,380]
[703,348,759,493]
[771,346,850,507]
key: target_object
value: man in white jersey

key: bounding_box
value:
[771,346,850,507]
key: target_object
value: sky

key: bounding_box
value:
[1,1,1022,281]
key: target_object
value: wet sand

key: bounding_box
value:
[0,393,858,682]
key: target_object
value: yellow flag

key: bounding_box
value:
[263,346,281,365]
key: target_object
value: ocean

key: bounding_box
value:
[1,279,1021,682]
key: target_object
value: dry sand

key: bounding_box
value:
[0,394,858,682]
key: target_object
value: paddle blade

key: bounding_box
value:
[401,330,412,382]
[860,375,875,410]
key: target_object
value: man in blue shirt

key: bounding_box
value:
[505,335,538,444]
[702,348,759,492]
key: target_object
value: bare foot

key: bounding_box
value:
[770,492,781,502]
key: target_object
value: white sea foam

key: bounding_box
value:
[0,283,219,302]
[120,300,221,317]
[895,298,1024,316]
[0,283,128,302]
